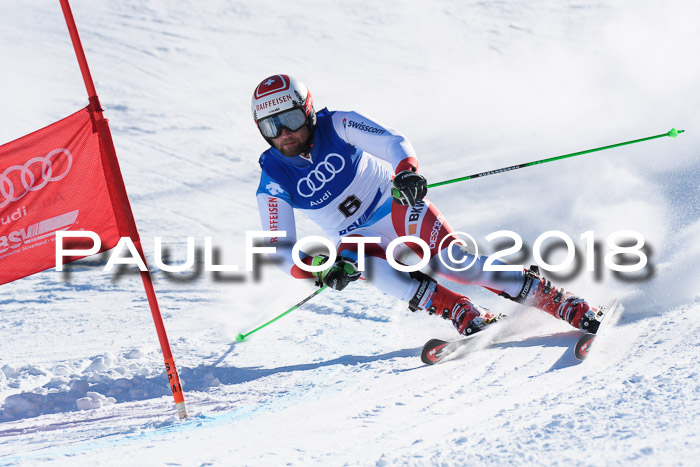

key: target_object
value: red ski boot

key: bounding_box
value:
[408,272,493,336]
[507,266,600,333]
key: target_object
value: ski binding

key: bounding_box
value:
[574,300,622,361]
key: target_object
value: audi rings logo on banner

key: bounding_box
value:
[0,148,73,208]
[297,153,346,198]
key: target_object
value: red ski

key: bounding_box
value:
[420,314,506,365]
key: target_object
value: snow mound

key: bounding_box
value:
[76,392,116,411]
[0,351,170,422]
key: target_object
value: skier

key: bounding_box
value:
[252,74,600,336]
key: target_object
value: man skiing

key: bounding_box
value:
[253,74,600,336]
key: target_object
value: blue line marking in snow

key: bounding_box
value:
[1,400,287,464]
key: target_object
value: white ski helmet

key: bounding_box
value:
[251,74,316,141]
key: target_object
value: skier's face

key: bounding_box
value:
[271,125,311,157]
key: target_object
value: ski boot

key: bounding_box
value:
[408,272,496,336]
[505,266,601,333]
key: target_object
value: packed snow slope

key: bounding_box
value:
[1,0,699,465]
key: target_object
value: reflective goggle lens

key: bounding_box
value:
[258,108,308,138]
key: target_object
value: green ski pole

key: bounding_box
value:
[428,128,685,189]
[236,286,328,342]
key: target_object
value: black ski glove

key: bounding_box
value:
[311,255,361,291]
[392,169,428,207]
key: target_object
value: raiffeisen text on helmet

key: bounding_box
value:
[256,93,293,113]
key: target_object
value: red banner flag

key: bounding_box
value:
[0,0,189,420]
[0,107,121,285]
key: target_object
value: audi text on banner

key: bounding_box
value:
[0,108,121,285]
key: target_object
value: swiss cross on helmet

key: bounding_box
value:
[251,74,316,142]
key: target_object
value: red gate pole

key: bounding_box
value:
[59,0,187,419]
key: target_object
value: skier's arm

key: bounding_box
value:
[331,111,418,173]
[256,192,315,279]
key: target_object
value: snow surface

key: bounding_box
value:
[1,0,699,465]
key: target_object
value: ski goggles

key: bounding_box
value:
[257,108,308,139]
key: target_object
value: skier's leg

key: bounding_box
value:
[393,199,598,332]
[390,198,525,296]
[337,219,489,336]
